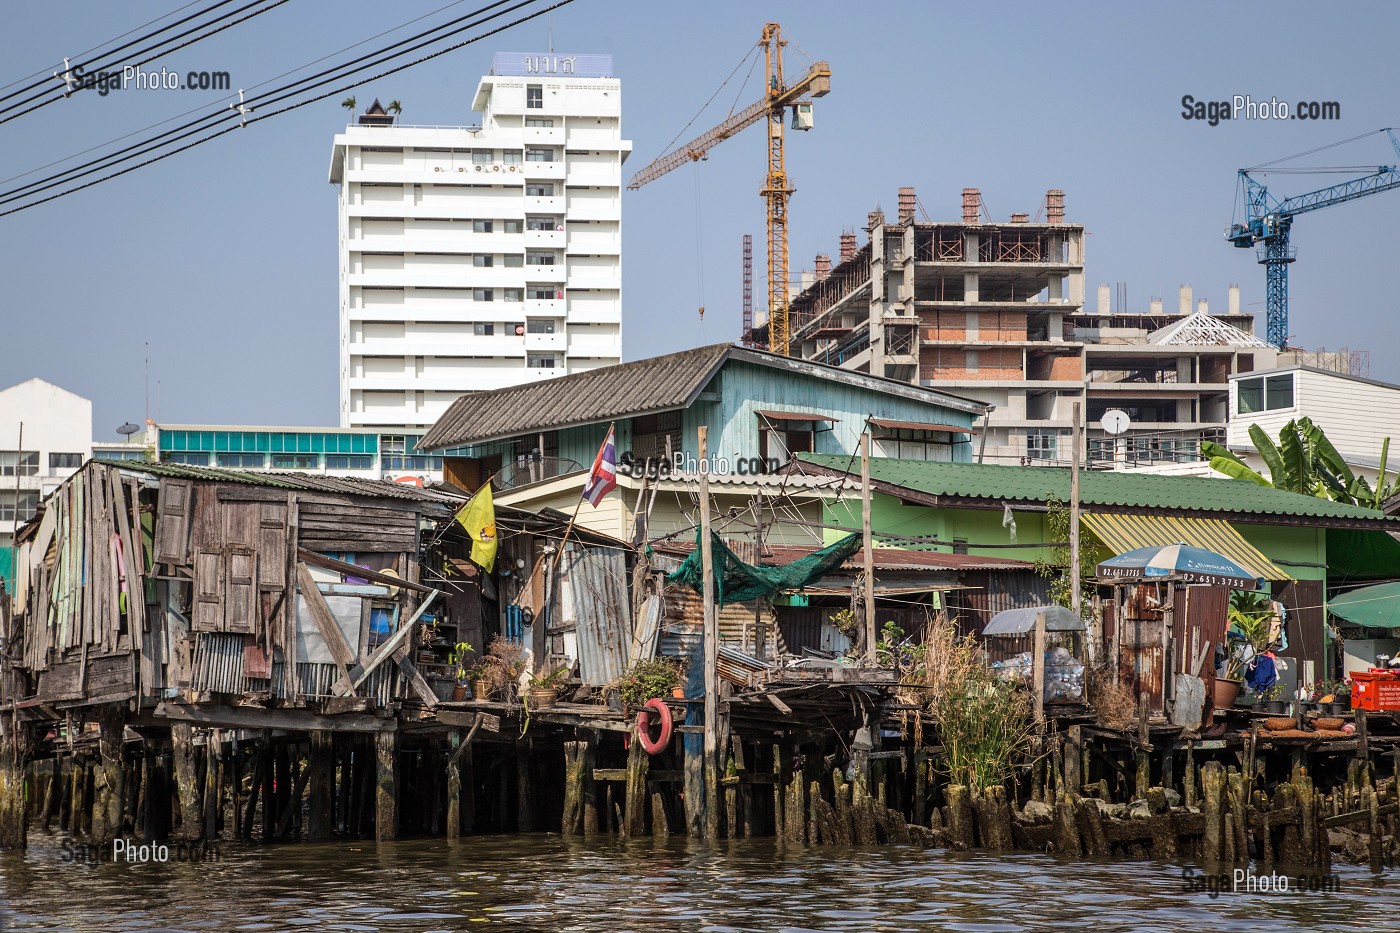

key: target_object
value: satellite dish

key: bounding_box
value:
[116,422,142,437]
[1100,409,1131,436]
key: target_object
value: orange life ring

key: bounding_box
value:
[636,698,672,754]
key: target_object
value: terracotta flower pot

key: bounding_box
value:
[1212,677,1243,710]
[451,683,469,702]
[528,687,557,709]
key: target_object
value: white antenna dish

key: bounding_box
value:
[1100,409,1131,436]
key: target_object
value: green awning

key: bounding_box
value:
[1326,529,1400,581]
[1328,581,1400,629]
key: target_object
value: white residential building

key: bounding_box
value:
[329,52,631,431]
[1,379,92,556]
[1227,364,1400,484]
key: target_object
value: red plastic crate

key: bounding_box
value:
[1352,669,1400,712]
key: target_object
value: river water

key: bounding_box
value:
[0,831,1394,932]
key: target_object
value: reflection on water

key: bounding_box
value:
[0,831,1393,932]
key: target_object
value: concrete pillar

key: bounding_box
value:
[1198,298,1209,315]
[963,270,979,302]
[1150,297,1163,314]
[1178,285,1192,315]
[1228,284,1241,314]
[1097,283,1111,314]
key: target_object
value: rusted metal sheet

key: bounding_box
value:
[1181,584,1229,676]
[557,545,630,685]
[1118,584,1166,711]
[948,570,1053,639]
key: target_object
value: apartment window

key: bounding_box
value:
[527,354,557,368]
[526,84,543,109]
[0,451,38,477]
[527,252,555,266]
[504,254,524,267]
[49,452,83,470]
[527,319,555,334]
[271,453,319,470]
[472,150,493,165]
[326,454,373,470]
[526,216,558,231]
[525,148,555,162]
[473,289,494,302]
[473,255,494,267]
[0,490,39,523]
[474,323,495,335]
[472,219,493,233]
[164,451,210,466]
[1026,432,1057,461]
[528,287,557,300]
[1236,373,1295,414]
[526,183,554,197]
[503,219,522,233]
[525,118,554,127]
[504,288,523,302]
[758,425,814,465]
[217,452,265,468]
[502,151,522,165]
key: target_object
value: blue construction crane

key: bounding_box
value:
[1226,128,1400,348]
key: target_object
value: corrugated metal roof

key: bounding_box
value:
[95,458,464,504]
[793,454,1399,526]
[419,343,989,450]
[421,344,732,451]
[756,410,838,422]
[869,418,975,434]
[1080,513,1291,581]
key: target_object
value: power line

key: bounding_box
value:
[0,0,578,219]
[0,0,208,94]
[0,0,257,117]
[0,0,477,189]
[0,0,536,206]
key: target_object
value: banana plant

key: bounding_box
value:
[1203,418,1396,509]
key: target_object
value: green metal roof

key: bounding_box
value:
[794,454,1398,526]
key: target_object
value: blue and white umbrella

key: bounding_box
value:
[1095,542,1260,590]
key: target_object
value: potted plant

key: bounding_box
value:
[1218,595,1274,709]
[1320,679,1352,715]
[1259,682,1288,714]
[616,658,684,713]
[465,661,492,701]
[446,641,474,701]
[482,635,526,702]
[526,665,571,710]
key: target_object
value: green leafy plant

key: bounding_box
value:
[1224,593,1274,681]
[1259,682,1285,702]
[1204,419,1397,508]
[1034,495,1101,621]
[829,608,859,639]
[616,658,683,711]
[531,664,572,694]
[340,95,356,112]
[902,614,1034,791]
[446,641,474,684]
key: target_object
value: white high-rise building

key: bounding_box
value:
[329,52,630,431]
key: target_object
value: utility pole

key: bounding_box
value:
[1069,402,1083,619]
[698,426,719,840]
[861,431,875,660]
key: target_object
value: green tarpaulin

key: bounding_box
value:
[667,531,862,605]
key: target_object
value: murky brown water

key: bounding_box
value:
[0,832,1394,932]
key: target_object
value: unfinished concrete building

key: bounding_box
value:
[783,187,1275,467]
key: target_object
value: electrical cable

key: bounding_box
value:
[0,0,476,188]
[0,0,209,95]
[0,0,570,215]
[0,0,276,122]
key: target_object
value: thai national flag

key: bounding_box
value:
[581,425,617,507]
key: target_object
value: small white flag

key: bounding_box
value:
[1002,503,1017,543]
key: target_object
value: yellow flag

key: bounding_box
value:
[455,483,497,572]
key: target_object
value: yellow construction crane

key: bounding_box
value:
[627,23,831,356]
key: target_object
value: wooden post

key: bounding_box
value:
[1032,611,1047,728]
[171,722,203,842]
[307,731,335,842]
[202,730,221,841]
[698,425,720,842]
[561,739,590,836]
[1069,401,1082,619]
[1201,760,1224,862]
[92,706,126,845]
[623,726,649,838]
[1064,726,1083,794]
[516,738,537,833]
[375,730,398,842]
[861,431,876,660]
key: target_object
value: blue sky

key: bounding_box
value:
[2,0,1397,438]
